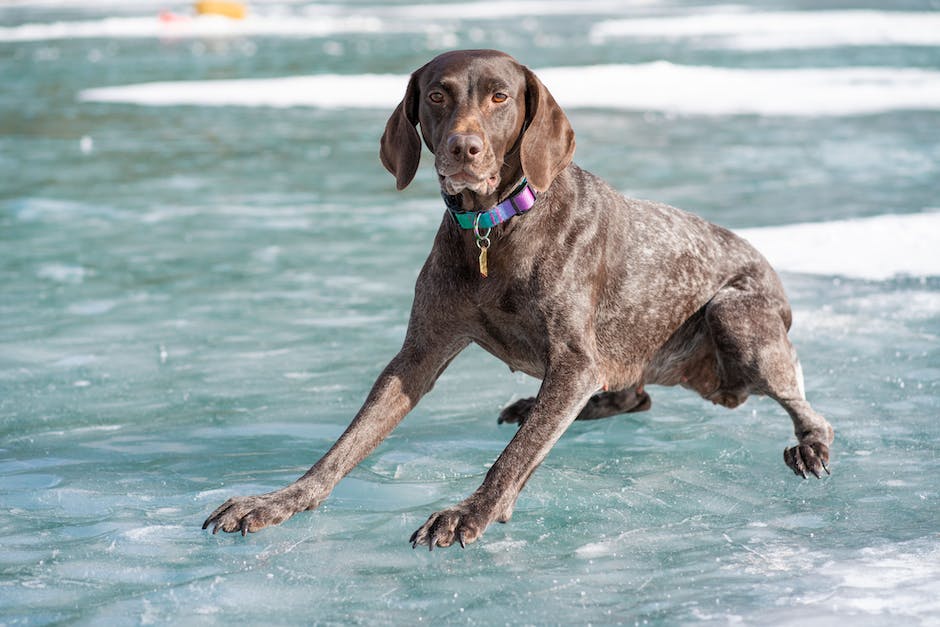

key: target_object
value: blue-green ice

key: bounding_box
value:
[2,1,939,624]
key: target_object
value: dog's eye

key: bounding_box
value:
[492,93,508,104]
[428,91,445,104]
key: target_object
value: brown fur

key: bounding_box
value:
[203,50,834,548]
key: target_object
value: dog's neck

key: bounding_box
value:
[441,174,536,279]
[442,176,536,230]
[441,173,525,212]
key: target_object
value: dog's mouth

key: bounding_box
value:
[439,170,500,196]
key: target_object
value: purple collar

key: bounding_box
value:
[443,179,538,230]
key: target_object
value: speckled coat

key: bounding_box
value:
[204,50,834,549]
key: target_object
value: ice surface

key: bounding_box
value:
[80,64,940,116]
[0,0,654,42]
[737,211,940,280]
[3,0,940,624]
[0,14,403,42]
[591,10,940,49]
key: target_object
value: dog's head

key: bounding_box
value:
[380,49,575,200]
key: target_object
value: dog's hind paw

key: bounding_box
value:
[783,441,831,479]
[410,506,487,550]
[498,397,536,425]
[499,388,652,427]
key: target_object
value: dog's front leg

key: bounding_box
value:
[411,357,600,550]
[203,340,465,535]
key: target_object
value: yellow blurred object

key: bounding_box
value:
[194,1,247,19]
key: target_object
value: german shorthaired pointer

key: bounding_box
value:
[204,49,834,549]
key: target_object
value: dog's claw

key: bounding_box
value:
[411,506,484,550]
[784,440,831,480]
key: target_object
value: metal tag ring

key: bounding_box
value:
[473,213,492,241]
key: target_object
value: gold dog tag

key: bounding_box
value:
[473,214,491,279]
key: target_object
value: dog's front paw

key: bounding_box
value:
[202,490,309,536]
[783,440,831,479]
[410,505,489,550]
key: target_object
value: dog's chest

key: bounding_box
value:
[469,293,549,378]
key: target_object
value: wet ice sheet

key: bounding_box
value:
[80,64,940,116]
[2,0,940,624]
[3,194,938,624]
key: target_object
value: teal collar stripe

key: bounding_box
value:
[444,180,538,230]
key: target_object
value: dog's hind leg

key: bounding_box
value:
[704,274,834,478]
[498,386,651,426]
[775,352,834,478]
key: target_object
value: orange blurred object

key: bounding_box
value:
[194,1,247,19]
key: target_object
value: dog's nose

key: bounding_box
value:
[447,133,484,162]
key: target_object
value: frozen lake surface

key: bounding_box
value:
[2,0,939,624]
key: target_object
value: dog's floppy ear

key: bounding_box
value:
[380,69,423,191]
[520,66,576,192]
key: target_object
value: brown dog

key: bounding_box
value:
[203,50,834,549]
